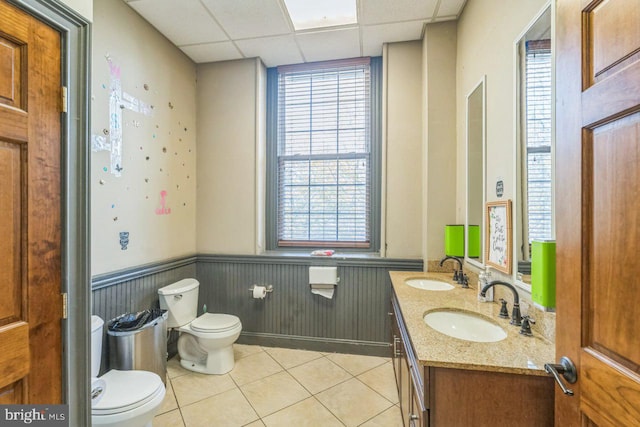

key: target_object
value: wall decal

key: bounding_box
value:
[119,231,129,250]
[156,190,171,215]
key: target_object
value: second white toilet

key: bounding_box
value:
[158,278,242,375]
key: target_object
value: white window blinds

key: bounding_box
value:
[276,58,372,247]
[525,40,552,242]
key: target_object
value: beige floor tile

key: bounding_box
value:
[234,343,264,359]
[240,371,310,417]
[153,409,185,427]
[167,356,191,379]
[262,397,343,427]
[243,421,265,427]
[262,346,324,369]
[357,362,399,404]
[181,388,259,427]
[360,405,403,427]
[171,372,237,407]
[288,357,352,395]
[157,378,179,415]
[230,351,283,386]
[326,353,388,376]
[316,378,393,427]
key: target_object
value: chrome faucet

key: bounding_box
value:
[439,256,467,287]
[479,280,522,326]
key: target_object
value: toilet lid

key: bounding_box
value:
[190,313,241,333]
[92,370,164,415]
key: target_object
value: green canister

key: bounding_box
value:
[531,239,556,309]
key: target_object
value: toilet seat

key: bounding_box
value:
[190,313,241,333]
[92,370,164,416]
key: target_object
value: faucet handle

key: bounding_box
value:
[498,299,509,319]
[519,315,535,336]
[461,274,469,288]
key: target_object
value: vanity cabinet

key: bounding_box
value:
[391,291,554,427]
[391,295,427,426]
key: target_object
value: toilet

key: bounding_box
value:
[158,278,242,375]
[91,315,165,427]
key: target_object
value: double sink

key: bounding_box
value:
[404,277,507,343]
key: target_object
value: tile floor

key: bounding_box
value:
[154,344,403,427]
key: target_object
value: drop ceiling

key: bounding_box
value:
[123,0,467,67]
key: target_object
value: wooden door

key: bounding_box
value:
[0,0,63,404]
[556,0,640,425]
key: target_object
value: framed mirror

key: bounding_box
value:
[465,77,486,267]
[514,4,553,286]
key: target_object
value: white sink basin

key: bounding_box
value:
[424,309,507,342]
[405,278,454,291]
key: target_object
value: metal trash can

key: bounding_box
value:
[107,309,168,384]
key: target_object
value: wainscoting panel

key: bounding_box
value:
[196,255,422,355]
[91,255,422,358]
[92,257,197,322]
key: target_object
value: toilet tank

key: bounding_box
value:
[158,278,199,328]
[91,315,104,377]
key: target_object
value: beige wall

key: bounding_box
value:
[422,22,458,265]
[196,58,265,254]
[383,41,424,258]
[60,0,92,20]
[456,0,548,228]
[91,0,197,275]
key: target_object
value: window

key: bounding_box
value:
[524,40,552,243]
[267,57,381,250]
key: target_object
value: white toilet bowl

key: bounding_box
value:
[177,312,242,374]
[92,370,165,427]
[158,279,242,375]
[91,315,166,427]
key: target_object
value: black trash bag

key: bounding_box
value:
[108,309,166,332]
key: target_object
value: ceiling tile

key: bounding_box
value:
[295,28,360,63]
[437,0,467,17]
[362,21,425,57]
[127,0,227,46]
[236,35,303,67]
[360,0,438,25]
[201,0,291,40]
[180,42,243,64]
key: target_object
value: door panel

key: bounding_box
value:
[0,0,62,404]
[556,0,640,425]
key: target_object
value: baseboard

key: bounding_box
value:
[237,331,392,358]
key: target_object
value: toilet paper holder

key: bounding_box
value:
[248,284,274,293]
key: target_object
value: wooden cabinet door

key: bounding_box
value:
[556,0,640,425]
[0,0,63,403]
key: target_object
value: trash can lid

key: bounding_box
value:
[157,278,199,295]
[107,309,166,333]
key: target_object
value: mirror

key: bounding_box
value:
[466,77,485,266]
[514,6,553,284]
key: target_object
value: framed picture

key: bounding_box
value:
[485,200,512,273]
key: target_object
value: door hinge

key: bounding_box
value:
[61,86,68,113]
[61,293,68,319]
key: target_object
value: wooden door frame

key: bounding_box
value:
[6,0,90,425]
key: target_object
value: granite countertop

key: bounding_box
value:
[390,270,555,376]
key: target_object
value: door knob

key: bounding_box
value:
[544,356,577,396]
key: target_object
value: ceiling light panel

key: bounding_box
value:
[201,0,291,40]
[283,0,358,31]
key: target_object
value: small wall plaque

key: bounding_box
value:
[496,180,504,198]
